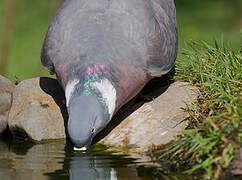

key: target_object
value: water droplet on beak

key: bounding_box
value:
[74,146,87,151]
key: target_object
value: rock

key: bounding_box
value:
[99,81,199,152]
[8,77,199,153]
[0,75,15,134]
[229,147,242,176]
[8,77,67,141]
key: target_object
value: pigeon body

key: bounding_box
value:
[41,0,178,149]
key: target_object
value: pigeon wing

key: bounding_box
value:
[146,0,178,77]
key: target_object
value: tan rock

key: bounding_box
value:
[0,75,15,134]
[8,77,67,141]
[100,81,199,152]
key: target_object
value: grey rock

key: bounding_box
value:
[8,77,67,141]
[0,75,15,134]
[100,81,199,152]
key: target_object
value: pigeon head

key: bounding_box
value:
[67,94,105,149]
[65,69,117,150]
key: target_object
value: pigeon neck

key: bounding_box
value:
[66,64,117,118]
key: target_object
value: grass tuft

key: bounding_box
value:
[160,39,241,179]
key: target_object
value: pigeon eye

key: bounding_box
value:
[91,127,95,134]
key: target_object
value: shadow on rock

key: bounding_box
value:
[93,72,173,144]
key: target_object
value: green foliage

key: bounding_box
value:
[175,0,241,52]
[161,40,241,178]
[0,0,60,81]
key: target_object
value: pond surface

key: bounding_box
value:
[0,137,197,180]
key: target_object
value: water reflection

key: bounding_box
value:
[69,155,116,180]
[67,152,160,180]
[47,143,155,180]
[0,139,162,180]
[0,139,65,180]
[0,139,197,180]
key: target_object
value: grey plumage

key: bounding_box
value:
[41,0,178,149]
[41,0,177,78]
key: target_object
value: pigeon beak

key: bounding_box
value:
[73,135,93,151]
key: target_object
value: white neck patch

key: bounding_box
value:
[91,78,116,118]
[65,79,79,107]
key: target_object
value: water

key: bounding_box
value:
[0,137,196,180]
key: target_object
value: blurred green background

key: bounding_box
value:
[0,0,241,81]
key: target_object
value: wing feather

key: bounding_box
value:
[147,0,178,77]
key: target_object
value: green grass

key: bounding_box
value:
[0,0,60,81]
[160,39,241,179]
